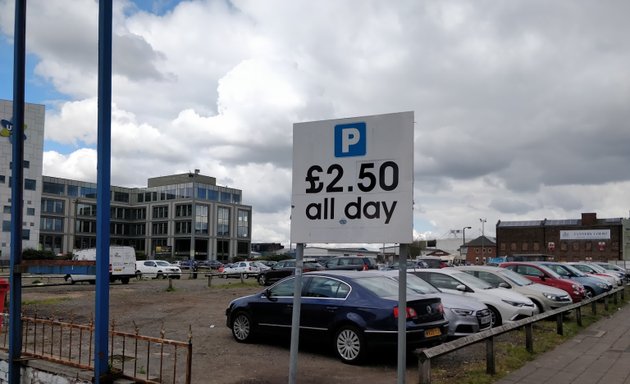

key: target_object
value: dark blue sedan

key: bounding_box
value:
[225,270,449,363]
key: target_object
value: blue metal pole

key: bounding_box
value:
[9,1,27,382]
[94,1,112,382]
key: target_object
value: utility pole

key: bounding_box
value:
[480,218,487,264]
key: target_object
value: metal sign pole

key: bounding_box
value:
[288,243,304,384]
[397,243,408,384]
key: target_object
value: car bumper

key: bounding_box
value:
[363,320,449,348]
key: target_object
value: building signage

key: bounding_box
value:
[560,229,610,240]
[291,111,414,243]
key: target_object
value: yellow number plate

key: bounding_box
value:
[424,328,441,338]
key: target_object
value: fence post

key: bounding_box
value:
[525,323,533,353]
[418,352,431,384]
[207,274,213,287]
[576,306,582,327]
[614,289,618,305]
[486,336,495,375]
[604,295,609,311]
[591,300,597,315]
[556,312,563,336]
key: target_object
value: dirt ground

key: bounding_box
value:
[18,274,455,384]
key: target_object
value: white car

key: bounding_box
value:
[135,260,181,279]
[220,261,260,279]
[457,265,573,313]
[411,268,538,327]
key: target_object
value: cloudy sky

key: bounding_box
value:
[1,0,630,249]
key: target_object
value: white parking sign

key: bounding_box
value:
[291,111,414,243]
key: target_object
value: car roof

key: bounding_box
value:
[456,265,503,272]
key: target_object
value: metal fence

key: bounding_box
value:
[0,313,192,383]
[415,285,626,384]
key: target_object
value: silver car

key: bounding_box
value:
[457,265,572,313]
[377,270,492,338]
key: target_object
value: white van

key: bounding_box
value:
[64,246,137,284]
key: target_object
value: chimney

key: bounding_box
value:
[581,212,597,225]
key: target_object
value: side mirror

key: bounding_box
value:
[456,284,467,292]
[539,274,546,281]
[498,282,510,289]
[264,289,276,301]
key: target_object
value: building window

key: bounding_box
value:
[26,208,35,216]
[77,203,96,216]
[76,220,97,233]
[152,222,168,235]
[22,229,30,240]
[217,207,230,236]
[152,205,168,219]
[9,161,29,168]
[2,221,10,232]
[220,192,231,203]
[41,217,63,232]
[175,221,191,234]
[113,191,129,203]
[586,241,592,251]
[67,185,78,197]
[500,243,506,251]
[207,189,219,201]
[560,242,568,251]
[510,243,517,251]
[0,175,5,183]
[237,210,249,238]
[195,205,208,234]
[533,242,540,251]
[80,186,97,198]
[42,199,65,214]
[2,206,10,214]
[43,181,65,195]
[572,242,579,251]
[521,242,528,251]
[237,241,249,255]
[24,179,36,190]
[176,204,192,217]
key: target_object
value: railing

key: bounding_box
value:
[415,285,626,384]
[0,313,192,383]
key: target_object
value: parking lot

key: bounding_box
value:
[18,274,443,384]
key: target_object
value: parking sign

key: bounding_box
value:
[291,111,414,243]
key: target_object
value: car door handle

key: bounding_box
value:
[325,306,338,312]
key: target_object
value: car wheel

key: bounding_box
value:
[532,300,544,314]
[66,275,75,285]
[242,273,249,279]
[487,305,502,327]
[585,287,595,299]
[157,272,164,279]
[231,312,254,342]
[222,274,228,279]
[334,325,366,364]
[121,277,130,285]
[258,274,267,286]
[135,271,142,280]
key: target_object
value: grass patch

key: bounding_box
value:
[430,288,629,384]
[22,297,70,306]
[210,280,259,289]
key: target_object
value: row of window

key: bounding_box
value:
[499,241,618,252]
[42,181,242,205]
[3,206,36,216]
[0,176,37,190]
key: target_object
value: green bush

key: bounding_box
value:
[22,248,56,260]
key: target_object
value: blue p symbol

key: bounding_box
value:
[335,122,366,157]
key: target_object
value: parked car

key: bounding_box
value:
[590,262,629,282]
[499,262,587,302]
[257,259,324,286]
[538,262,612,297]
[457,265,573,313]
[135,260,182,279]
[225,270,449,364]
[416,256,449,268]
[376,270,492,338]
[201,260,224,270]
[323,256,378,271]
[220,261,260,279]
[410,268,538,326]
[567,262,623,287]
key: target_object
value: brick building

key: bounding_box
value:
[464,235,496,264]
[496,212,626,262]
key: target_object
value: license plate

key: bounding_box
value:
[424,328,441,338]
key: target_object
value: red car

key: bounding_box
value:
[499,262,585,302]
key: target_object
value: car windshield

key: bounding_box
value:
[353,276,415,298]
[451,271,493,289]
[562,264,587,277]
[498,269,533,286]
[401,274,440,294]
[586,264,606,273]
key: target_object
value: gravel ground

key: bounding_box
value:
[19,274,447,384]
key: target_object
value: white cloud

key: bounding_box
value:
[4,0,630,248]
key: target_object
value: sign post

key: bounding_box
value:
[290,111,414,383]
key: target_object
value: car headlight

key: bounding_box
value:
[596,282,608,289]
[502,299,528,307]
[450,308,474,316]
[542,292,565,301]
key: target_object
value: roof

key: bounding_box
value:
[466,236,496,246]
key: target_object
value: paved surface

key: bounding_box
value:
[496,294,630,384]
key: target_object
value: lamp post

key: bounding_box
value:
[461,226,471,262]
[480,218,487,264]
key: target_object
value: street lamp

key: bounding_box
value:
[480,218,487,264]
[461,226,471,261]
